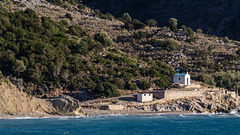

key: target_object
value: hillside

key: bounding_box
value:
[0,0,240,99]
[0,0,174,98]
[83,0,240,41]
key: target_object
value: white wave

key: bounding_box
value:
[0,115,85,120]
[3,116,47,120]
[91,114,129,117]
[230,109,238,114]
[179,114,187,117]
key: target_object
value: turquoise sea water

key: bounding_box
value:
[1,114,240,135]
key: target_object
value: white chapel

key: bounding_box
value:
[173,70,191,85]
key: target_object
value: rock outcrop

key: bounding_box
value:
[0,78,82,116]
[132,91,238,113]
[49,95,83,116]
[152,97,235,113]
[0,81,56,115]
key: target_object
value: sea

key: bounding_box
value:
[1,113,240,135]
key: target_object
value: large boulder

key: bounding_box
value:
[49,95,82,116]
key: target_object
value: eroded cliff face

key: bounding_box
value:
[0,80,83,116]
[0,81,55,115]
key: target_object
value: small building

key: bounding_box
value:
[137,92,153,102]
[173,71,191,85]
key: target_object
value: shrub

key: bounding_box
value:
[71,41,88,54]
[196,29,203,34]
[112,78,125,89]
[122,13,132,23]
[149,39,160,45]
[199,74,216,86]
[101,13,115,21]
[68,25,87,37]
[12,59,26,75]
[154,76,170,88]
[169,18,178,32]
[187,27,194,37]
[223,37,230,43]
[125,82,137,90]
[77,4,86,10]
[94,32,113,46]
[122,13,145,30]
[160,39,177,51]
[147,69,160,77]
[133,31,147,39]
[181,25,187,31]
[125,22,133,30]
[60,18,70,27]
[94,82,120,98]
[186,37,196,43]
[207,45,213,53]
[138,80,151,90]
[94,9,115,20]
[65,13,73,20]
[146,19,157,27]
[132,19,146,29]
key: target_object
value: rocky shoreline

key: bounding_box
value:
[81,92,240,117]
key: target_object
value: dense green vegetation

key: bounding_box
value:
[196,71,240,90]
[0,9,174,98]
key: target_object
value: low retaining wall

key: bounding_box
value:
[165,90,203,101]
[100,105,124,110]
[153,91,165,99]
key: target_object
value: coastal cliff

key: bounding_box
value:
[0,74,82,116]
[0,81,55,115]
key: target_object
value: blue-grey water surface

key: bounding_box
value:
[0,114,240,135]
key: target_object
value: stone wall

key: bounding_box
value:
[108,105,124,110]
[100,105,124,110]
[165,89,203,101]
[153,91,165,99]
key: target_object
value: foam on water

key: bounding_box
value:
[230,108,238,114]
[0,115,86,120]
[90,114,130,118]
